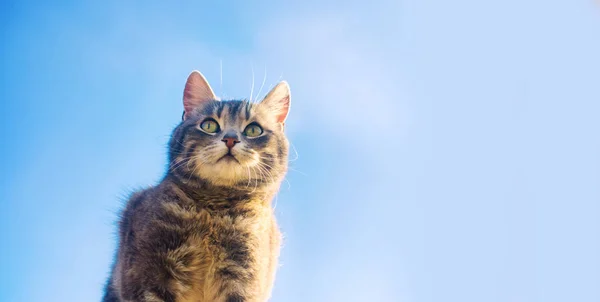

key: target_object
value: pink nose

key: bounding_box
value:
[221,137,240,149]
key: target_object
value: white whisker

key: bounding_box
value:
[169,157,192,172]
[255,162,274,184]
[249,63,255,102]
[187,155,201,183]
[246,165,252,188]
[289,142,300,162]
[219,59,224,97]
[281,175,292,190]
[287,166,307,176]
[251,165,259,193]
[272,193,279,210]
[255,65,267,102]
[258,157,293,189]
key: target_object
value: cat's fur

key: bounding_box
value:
[103,71,291,302]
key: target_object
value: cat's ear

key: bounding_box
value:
[261,81,291,125]
[183,70,218,120]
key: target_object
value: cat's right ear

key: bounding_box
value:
[183,70,218,120]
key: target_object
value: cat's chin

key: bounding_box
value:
[195,160,249,187]
[217,154,240,164]
[190,148,262,187]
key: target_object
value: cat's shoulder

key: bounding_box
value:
[123,181,193,210]
[124,186,156,207]
[119,185,166,222]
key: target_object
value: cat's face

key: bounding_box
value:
[168,71,290,189]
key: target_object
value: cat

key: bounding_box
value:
[102,70,291,302]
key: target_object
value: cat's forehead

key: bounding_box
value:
[199,100,272,125]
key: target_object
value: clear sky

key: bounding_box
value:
[1,1,599,301]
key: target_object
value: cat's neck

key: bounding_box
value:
[162,173,275,208]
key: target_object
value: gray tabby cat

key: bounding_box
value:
[103,70,291,302]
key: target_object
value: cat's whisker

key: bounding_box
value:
[254,166,261,193]
[255,165,268,188]
[186,155,198,176]
[256,163,272,180]
[249,63,255,102]
[259,73,284,101]
[256,160,274,175]
[219,59,223,96]
[257,160,284,187]
[246,165,252,188]
[249,165,259,194]
[169,156,194,171]
[256,162,276,186]
[255,65,267,102]
[253,164,267,183]
[171,139,189,149]
[256,166,265,190]
[257,158,292,189]
[187,154,208,183]
[169,161,187,173]
[256,157,275,168]
[272,193,279,210]
[262,84,274,100]
[277,173,292,190]
[169,156,190,167]
[258,157,273,170]
[186,159,196,181]
[170,148,196,156]
[288,142,300,162]
[259,167,271,189]
[287,167,307,176]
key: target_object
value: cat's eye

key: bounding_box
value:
[243,123,263,137]
[199,119,220,134]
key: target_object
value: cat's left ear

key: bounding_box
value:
[183,70,218,120]
[261,81,291,126]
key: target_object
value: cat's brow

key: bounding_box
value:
[216,102,225,118]
[229,102,244,122]
[244,101,253,120]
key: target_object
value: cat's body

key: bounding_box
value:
[103,71,291,302]
[104,177,281,302]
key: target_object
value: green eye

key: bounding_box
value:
[243,124,263,137]
[199,119,219,134]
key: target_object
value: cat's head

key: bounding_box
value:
[168,71,290,190]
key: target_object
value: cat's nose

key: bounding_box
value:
[221,135,240,149]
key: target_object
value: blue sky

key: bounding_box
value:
[1,0,599,301]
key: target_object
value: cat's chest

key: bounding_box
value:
[162,198,273,248]
[201,205,271,236]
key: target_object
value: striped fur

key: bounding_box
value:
[103,74,290,302]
